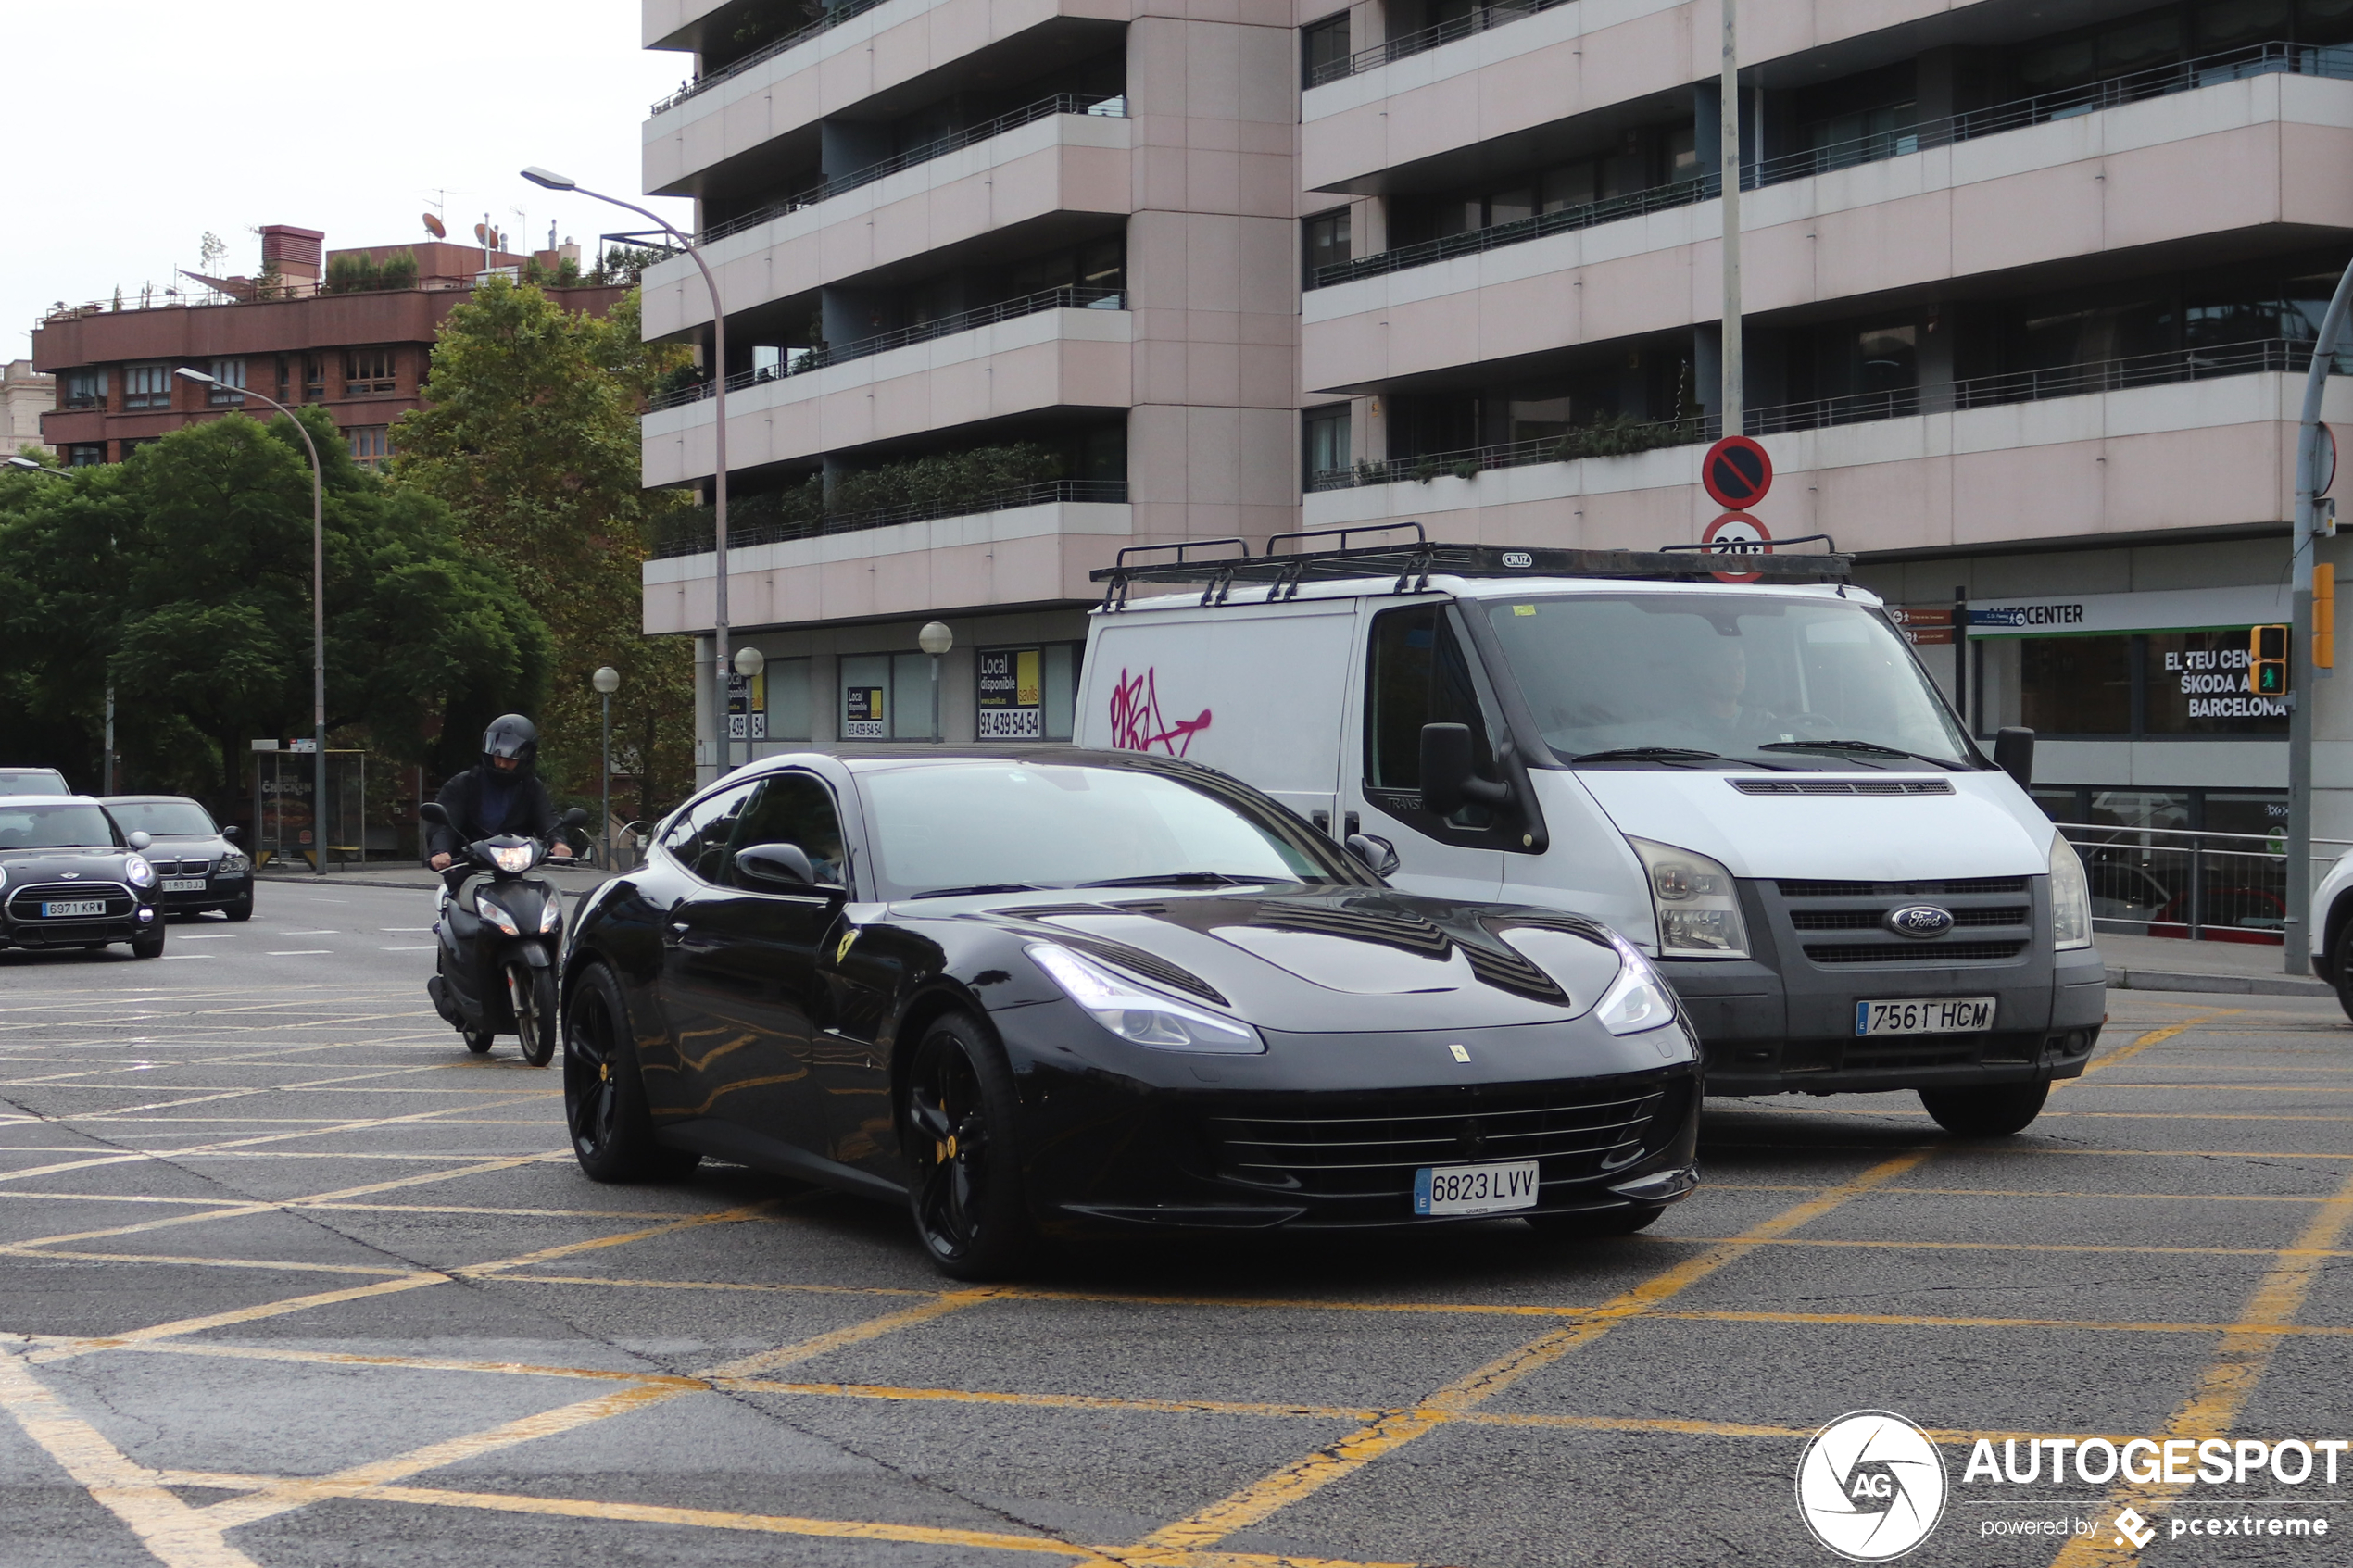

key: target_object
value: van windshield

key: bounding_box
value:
[1484,593,1972,769]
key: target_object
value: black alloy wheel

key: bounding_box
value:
[1919,1080,2050,1137]
[903,1013,1033,1280]
[512,963,557,1067]
[561,963,698,1182]
[1527,1204,1665,1238]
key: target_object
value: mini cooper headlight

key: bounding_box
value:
[123,855,155,888]
[474,896,522,936]
[1594,935,1676,1036]
[487,843,536,874]
[1027,943,1266,1055]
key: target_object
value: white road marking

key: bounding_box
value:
[283,930,339,935]
[264,951,332,957]
[177,935,236,941]
[382,946,434,952]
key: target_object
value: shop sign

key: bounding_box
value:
[843,685,886,739]
[727,671,766,741]
[977,648,1043,739]
[1966,586,2291,639]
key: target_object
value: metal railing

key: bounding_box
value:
[697,94,1126,245]
[1309,338,2334,491]
[1307,39,2353,292]
[1308,0,1575,86]
[652,478,1127,558]
[652,0,894,115]
[647,285,1124,412]
[2057,822,2353,944]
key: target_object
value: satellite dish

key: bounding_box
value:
[422,213,447,239]
[473,222,489,245]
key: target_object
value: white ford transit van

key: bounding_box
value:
[1076,536,2107,1135]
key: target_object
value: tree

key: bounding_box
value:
[0,411,548,802]
[393,278,696,822]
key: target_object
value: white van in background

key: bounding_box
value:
[1076,536,2108,1135]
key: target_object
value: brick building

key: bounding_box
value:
[0,359,54,459]
[33,224,629,469]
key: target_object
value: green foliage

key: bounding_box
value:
[664,443,1067,551]
[589,245,672,287]
[323,250,418,295]
[0,411,547,805]
[393,279,697,817]
[1553,411,1692,459]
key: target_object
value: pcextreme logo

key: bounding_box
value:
[1796,1411,1948,1562]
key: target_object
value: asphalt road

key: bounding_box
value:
[4,879,2352,1567]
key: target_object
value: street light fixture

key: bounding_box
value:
[731,646,765,763]
[177,366,329,878]
[522,165,736,780]
[592,666,620,870]
[919,622,953,744]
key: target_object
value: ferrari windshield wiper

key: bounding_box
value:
[1756,739,1969,771]
[905,883,1051,899]
[1076,872,1276,889]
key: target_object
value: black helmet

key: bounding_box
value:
[482,714,538,775]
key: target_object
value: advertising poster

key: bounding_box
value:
[726,670,767,741]
[843,684,886,739]
[977,646,1043,739]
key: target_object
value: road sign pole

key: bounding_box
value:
[1719,0,1741,436]
[2287,256,2353,975]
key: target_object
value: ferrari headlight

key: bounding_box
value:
[123,855,155,888]
[538,896,561,933]
[2049,833,2093,949]
[488,843,536,873]
[1629,837,1749,958]
[1594,934,1676,1035]
[475,896,522,936]
[1027,943,1265,1055]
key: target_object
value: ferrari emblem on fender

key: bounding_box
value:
[836,927,858,963]
[1448,1043,1472,1063]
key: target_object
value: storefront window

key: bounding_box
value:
[2020,635,2132,734]
[840,652,940,740]
[2142,630,2287,734]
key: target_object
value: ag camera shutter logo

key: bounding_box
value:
[1796,1411,1948,1561]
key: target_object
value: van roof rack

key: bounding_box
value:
[1092,527,1853,609]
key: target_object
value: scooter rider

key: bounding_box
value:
[425,715,575,876]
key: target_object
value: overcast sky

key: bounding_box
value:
[4,0,696,360]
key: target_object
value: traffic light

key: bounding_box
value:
[2252,624,2290,696]
[2317,564,2336,672]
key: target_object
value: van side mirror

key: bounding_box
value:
[126,830,152,851]
[1994,727,2035,789]
[1418,723,1513,817]
[736,842,817,888]
[417,802,451,828]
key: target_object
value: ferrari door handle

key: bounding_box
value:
[663,919,689,946]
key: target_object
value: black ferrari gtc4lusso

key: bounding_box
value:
[558,748,1700,1277]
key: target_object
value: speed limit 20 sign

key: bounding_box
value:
[1703,512,1771,583]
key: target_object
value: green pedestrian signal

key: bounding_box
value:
[2251,624,2289,696]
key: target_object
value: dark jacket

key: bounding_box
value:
[424,767,558,861]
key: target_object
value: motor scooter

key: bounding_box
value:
[417,801,587,1064]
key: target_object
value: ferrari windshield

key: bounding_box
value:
[1485,593,1971,768]
[858,761,1358,899]
[0,803,121,849]
[104,800,217,836]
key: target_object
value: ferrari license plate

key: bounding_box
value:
[162,879,207,892]
[1855,997,1995,1036]
[1414,1160,1541,1217]
[41,899,106,918]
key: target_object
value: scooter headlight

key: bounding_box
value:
[474,896,522,936]
[488,843,536,874]
[538,896,561,933]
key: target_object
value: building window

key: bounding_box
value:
[1303,208,1352,284]
[976,644,1081,741]
[304,355,328,402]
[2020,636,2132,734]
[61,369,107,410]
[1302,10,1351,84]
[345,348,396,395]
[1303,404,1351,489]
[208,358,246,405]
[65,444,106,467]
[2143,630,2288,734]
[346,426,390,468]
[123,364,173,409]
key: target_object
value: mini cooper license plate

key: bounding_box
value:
[1414,1160,1541,1217]
[41,899,107,918]
[1856,997,1995,1036]
[161,879,207,892]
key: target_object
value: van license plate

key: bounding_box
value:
[1856,997,1995,1036]
[161,879,207,892]
[1414,1160,1541,1216]
[41,900,107,918]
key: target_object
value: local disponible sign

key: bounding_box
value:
[843,684,886,739]
[977,647,1044,739]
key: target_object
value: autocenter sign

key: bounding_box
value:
[1965,585,2290,637]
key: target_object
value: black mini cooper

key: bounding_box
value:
[0,797,167,958]
[559,748,1701,1277]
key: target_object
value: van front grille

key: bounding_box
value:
[1804,941,2029,964]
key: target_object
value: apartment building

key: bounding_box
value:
[1,360,56,459]
[34,225,627,470]
[640,0,2353,850]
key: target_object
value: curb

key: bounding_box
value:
[2104,965,2334,999]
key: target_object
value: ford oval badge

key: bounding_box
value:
[1884,905,1954,939]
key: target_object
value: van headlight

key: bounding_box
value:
[2050,834,2093,949]
[1629,838,1749,959]
[1028,943,1265,1055]
[1594,934,1676,1035]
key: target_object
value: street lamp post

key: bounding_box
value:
[918,622,953,743]
[175,369,329,878]
[521,167,734,779]
[0,458,103,789]
[593,666,620,870]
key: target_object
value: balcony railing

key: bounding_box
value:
[652,478,1128,558]
[1306,39,2353,292]
[697,94,1126,245]
[1307,0,1574,87]
[652,0,893,115]
[647,285,1126,412]
[1310,337,2332,491]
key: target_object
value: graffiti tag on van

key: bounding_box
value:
[1109,668,1212,756]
